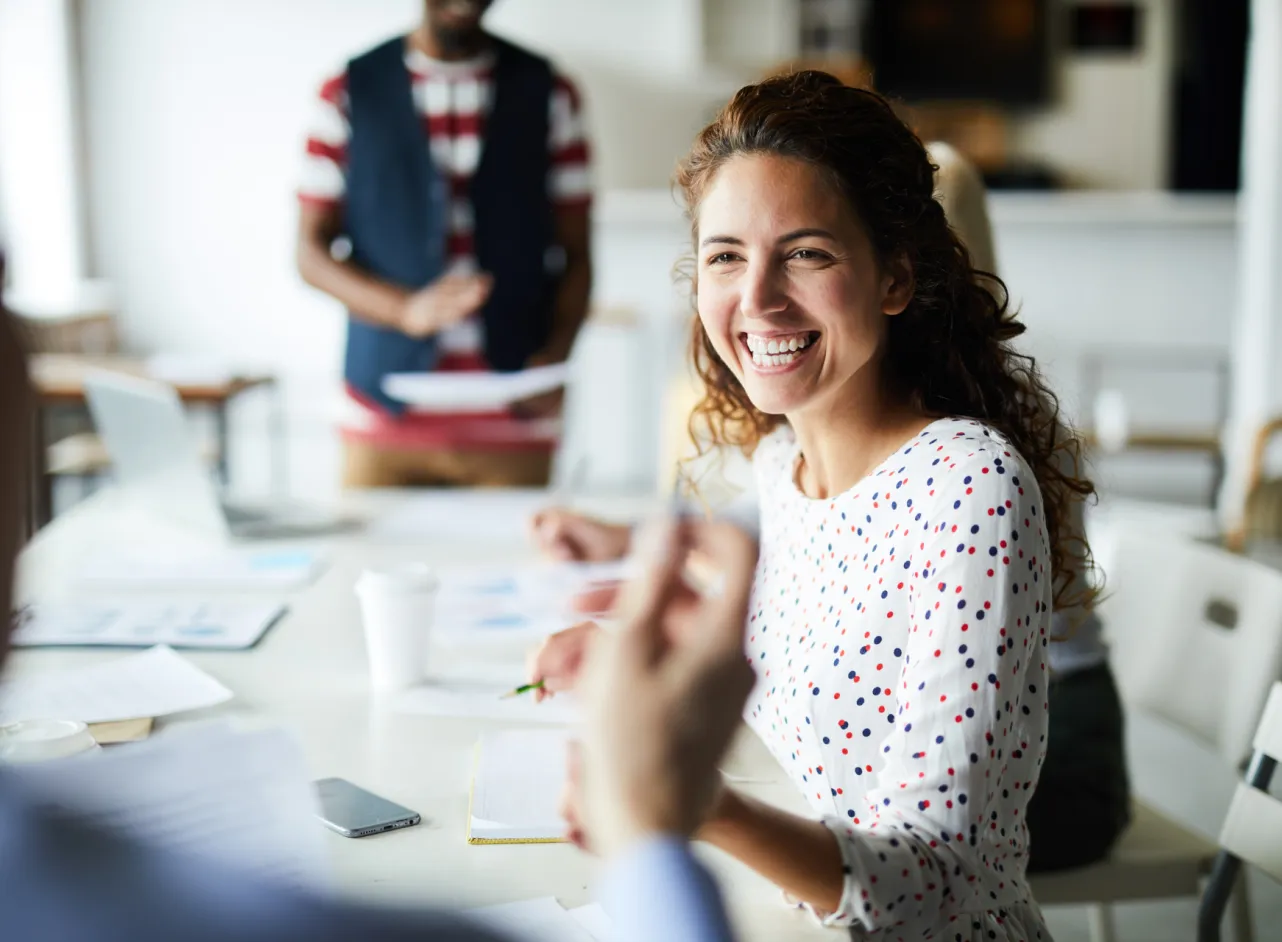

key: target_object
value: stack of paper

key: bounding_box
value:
[383,363,569,412]
[8,722,328,889]
[11,600,287,650]
[0,645,232,724]
[468,728,573,844]
[471,897,612,942]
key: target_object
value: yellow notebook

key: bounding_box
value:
[467,728,572,845]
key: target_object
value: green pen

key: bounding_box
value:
[500,679,546,700]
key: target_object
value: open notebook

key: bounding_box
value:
[467,728,572,845]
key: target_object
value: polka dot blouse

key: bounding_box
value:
[746,418,1052,941]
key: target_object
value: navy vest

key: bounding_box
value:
[343,35,557,413]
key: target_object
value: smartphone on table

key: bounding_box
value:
[314,777,421,838]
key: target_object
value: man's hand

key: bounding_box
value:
[574,518,758,858]
[399,273,492,338]
[510,350,568,419]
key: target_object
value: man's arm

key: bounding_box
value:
[296,201,408,330]
[296,201,491,338]
[533,206,592,364]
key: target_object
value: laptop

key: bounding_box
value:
[83,370,356,540]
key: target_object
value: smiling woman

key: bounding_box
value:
[678,72,1092,607]
[669,71,1093,940]
[524,69,1099,942]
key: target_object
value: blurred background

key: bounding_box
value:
[0,0,1267,516]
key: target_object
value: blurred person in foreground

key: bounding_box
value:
[297,0,592,488]
[0,277,755,940]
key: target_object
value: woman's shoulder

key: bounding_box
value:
[912,417,1039,503]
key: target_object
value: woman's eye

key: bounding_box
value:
[707,252,740,265]
[791,249,828,261]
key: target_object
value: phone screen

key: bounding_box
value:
[314,777,421,837]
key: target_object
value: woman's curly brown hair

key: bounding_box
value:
[675,71,1096,610]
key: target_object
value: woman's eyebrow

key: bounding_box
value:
[777,227,837,243]
[699,234,744,248]
[699,229,838,248]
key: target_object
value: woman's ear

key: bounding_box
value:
[880,252,914,317]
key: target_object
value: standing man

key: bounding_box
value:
[297,0,593,489]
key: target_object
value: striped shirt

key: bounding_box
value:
[300,43,591,448]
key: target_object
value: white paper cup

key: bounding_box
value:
[355,563,437,691]
[0,719,100,764]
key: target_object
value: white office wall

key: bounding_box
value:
[0,0,86,309]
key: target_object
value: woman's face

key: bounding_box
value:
[695,154,912,419]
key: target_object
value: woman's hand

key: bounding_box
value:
[529,509,631,563]
[525,621,602,702]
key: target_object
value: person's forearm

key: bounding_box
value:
[298,241,407,330]
[539,249,591,363]
[698,790,845,914]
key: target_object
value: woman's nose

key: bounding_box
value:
[738,262,789,321]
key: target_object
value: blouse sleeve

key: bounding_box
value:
[816,447,1052,931]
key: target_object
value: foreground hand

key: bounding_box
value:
[574,517,758,857]
[399,273,493,339]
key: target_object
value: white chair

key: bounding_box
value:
[1198,681,1282,942]
[1029,531,1282,942]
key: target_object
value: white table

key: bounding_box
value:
[11,488,834,941]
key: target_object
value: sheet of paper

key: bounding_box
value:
[383,363,570,412]
[432,613,570,648]
[433,560,633,644]
[366,490,549,542]
[438,561,632,609]
[9,722,328,889]
[79,546,325,590]
[0,645,232,724]
[393,678,578,725]
[568,903,613,941]
[11,600,287,650]
[470,729,572,842]
[470,897,599,942]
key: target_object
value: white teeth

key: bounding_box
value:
[752,351,798,368]
[745,333,814,356]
